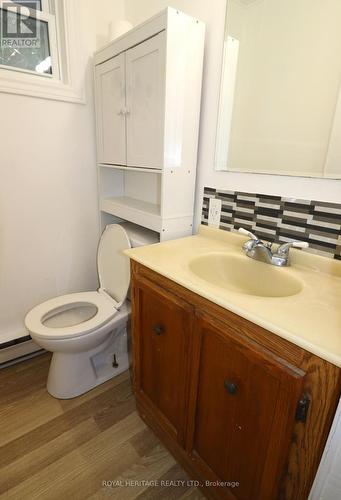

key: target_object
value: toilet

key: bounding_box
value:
[25,223,157,399]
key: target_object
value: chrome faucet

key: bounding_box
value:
[238,228,309,267]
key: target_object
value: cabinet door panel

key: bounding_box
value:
[95,54,126,165]
[189,314,305,500]
[133,278,192,444]
[126,32,165,169]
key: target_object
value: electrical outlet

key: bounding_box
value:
[208,198,222,227]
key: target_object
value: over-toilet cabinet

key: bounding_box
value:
[94,8,205,241]
[95,32,165,169]
[131,262,341,500]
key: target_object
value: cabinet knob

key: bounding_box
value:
[224,380,238,395]
[119,106,131,115]
[153,324,164,336]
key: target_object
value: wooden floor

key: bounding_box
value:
[0,353,204,500]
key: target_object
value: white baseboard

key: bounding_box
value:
[0,339,42,365]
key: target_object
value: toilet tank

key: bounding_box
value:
[119,222,159,248]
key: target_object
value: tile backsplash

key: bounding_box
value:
[202,187,341,260]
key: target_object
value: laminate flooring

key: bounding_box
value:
[0,353,205,500]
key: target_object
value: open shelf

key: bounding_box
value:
[100,196,162,232]
[98,163,163,174]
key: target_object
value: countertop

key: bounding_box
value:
[124,226,341,367]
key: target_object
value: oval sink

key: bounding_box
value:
[188,253,303,298]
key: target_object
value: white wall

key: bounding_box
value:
[125,0,341,231]
[0,0,126,343]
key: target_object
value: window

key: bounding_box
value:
[0,0,85,103]
[0,1,59,75]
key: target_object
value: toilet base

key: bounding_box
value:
[46,327,129,399]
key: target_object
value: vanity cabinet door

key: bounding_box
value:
[94,54,126,165]
[132,277,193,445]
[187,312,305,500]
[125,32,165,169]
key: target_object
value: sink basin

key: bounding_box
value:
[188,253,303,298]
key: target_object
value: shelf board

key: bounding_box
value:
[100,196,162,232]
[98,163,163,174]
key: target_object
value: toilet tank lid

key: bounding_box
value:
[97,224,131,307]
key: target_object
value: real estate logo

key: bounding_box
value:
[1,1,40,48]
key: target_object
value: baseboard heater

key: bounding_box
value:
[0,335,43,367]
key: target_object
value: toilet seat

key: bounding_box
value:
[25,224,133,344]
[25,291,118,340]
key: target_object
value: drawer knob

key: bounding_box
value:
[153,324,164,336]
[224,380,238,395]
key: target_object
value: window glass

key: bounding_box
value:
[0,8,52,74]
[10,1,42,11]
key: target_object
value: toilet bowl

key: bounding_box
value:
[25,224,136,399]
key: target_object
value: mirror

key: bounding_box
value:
[215,0,341,179]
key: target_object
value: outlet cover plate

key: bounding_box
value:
[208,198,222,227]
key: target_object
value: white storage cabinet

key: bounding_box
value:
[94,8,205,241]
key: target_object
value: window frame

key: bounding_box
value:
[0,0,85,103]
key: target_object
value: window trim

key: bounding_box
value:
[41,0,49,11]
[0,0,85,103]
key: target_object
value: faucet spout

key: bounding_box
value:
[245,241,274,264]
[238,227,308,267]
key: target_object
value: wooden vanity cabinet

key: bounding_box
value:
[131,262,341,500]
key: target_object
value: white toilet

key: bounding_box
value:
[25,223,155,399]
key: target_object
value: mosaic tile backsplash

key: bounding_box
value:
[202,187,341,260]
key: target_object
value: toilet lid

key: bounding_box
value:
[97,224,131,307]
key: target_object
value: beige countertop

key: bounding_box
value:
[125,225,341,367]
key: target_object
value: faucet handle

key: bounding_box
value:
[276,240,309,255]
[292,241,309,249]
[238,227,259,240]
